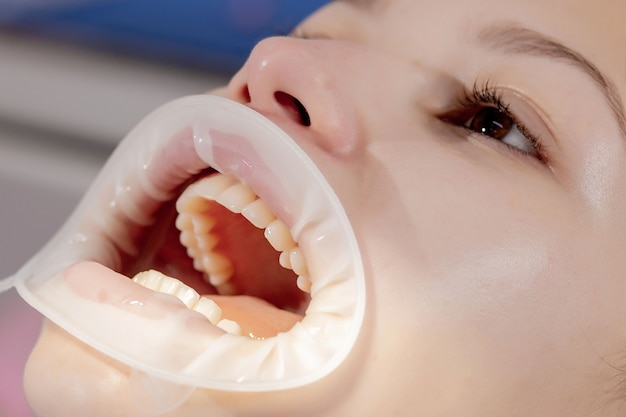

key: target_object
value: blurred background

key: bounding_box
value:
[0,1,328,415]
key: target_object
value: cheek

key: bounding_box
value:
[24,321,132,417]
[24,322,242,417]
[355,221,601,414]
[23,321,395,417]
[347,138,616,410]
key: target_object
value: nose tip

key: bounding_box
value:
[227,37,361,156]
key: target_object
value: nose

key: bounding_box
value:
[227,37,362,156]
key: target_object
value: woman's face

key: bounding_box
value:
[24,0,626,415]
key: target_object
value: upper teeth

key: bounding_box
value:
[175,172,312,294]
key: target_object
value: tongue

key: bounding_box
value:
[205,294,303,339]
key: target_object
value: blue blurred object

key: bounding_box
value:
[0,0,330,73]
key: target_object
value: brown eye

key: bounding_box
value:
[464,106,540,157]
[468,107,514,140]
[443,82,544,160]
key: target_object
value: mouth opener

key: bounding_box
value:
[0,96,365,398]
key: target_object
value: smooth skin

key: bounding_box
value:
[24,0,626,415]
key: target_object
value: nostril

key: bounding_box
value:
[242,86,251,102]
[274,91,311,127]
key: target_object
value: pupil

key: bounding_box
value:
[470,107,513,139]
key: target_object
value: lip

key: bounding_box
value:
[4,95,366,391]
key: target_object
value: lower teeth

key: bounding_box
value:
[132,269,303,338]
[132,270,225,327]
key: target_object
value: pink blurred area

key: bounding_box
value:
[0,288,41,417]
[0,155,99,417]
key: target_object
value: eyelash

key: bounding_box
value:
[445,81,545,161]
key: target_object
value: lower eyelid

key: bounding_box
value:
[467,131,548,166]
[440,119,550,167]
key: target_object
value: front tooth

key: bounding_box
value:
[132,271,200,308]
[175,213,193,230]
[216,183,257,213]
[159,276,201,308]
[279,251,292,269]
[264,219,295,252]
[132,270,164,291]
[200,252,233,279]
[197,233,219,252]
[296,276,312,293]
[216,319,242,336]
[176,173,234,211]
[207,270,233,287]
[241,199,276,229]
[180,230,198,249]
[180,231,219,258]
[192,257,204,272]
[192,216,217,235]
[158,276,180,295]
[192,297,222,324]
[201,252,234,286]
[175,286,200,309]
[215,282,237,296]
[289,247,308,277]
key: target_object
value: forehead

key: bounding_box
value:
[334,0,626,117]
[337,0,626,52]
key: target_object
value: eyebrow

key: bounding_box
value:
[336,0,377,10]
[478,24,626,138]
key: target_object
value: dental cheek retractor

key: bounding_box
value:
[0,96,365,401]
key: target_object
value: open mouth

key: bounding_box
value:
[8,95,365,392]
[131,169,312,340]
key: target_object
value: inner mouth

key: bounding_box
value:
[127,169,311,339]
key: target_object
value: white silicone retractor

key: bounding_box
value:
[0,96,365,393]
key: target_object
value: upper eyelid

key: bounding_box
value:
[477,24,626,140]
[289,29,333,40]
[490,85,559,147]
[288,27,306,38]
[446,83,554,136]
